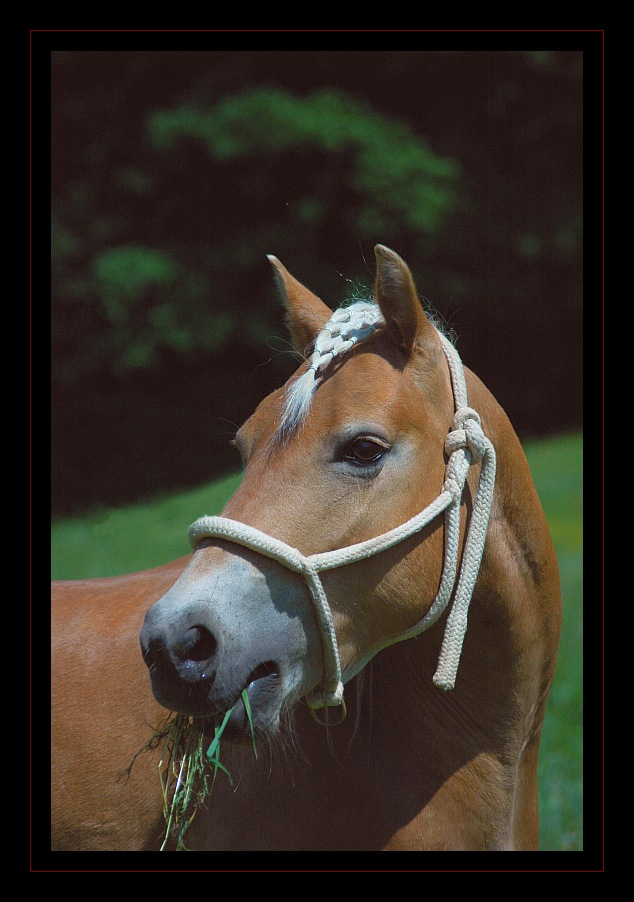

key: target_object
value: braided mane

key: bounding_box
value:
[280,300,385,436]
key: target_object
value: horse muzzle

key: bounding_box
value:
[140,615,283,734]
[139,547,321,736]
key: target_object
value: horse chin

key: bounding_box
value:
[199,665,284,740]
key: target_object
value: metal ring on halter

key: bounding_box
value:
[310,698,347,726]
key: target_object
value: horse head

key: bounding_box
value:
[140,245,494,739]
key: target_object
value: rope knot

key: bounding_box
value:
[306,675,346,722]
[298,558,316,580]
[442,455,465,499]
[445,406,486,464]
[452,406,481,431]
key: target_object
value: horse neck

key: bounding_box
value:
[339,369,560,767]
[344,587,519,763]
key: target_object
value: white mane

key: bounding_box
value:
[280,300,385,435]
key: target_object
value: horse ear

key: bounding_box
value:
[267,255,332,355]
[374,245,434,355]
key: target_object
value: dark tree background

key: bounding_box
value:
[49,47,588,517]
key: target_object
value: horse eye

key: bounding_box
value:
[344,437,388,465]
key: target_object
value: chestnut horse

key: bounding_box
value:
[51,246,560,852]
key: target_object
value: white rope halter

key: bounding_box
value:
[188,320,496,716]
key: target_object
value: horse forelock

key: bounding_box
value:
[276,297,453,441]
[277,299,385,439]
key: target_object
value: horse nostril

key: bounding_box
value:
[175,625,218,664]
[170,625,219,686]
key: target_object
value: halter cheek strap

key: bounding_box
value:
[188,331,496,712]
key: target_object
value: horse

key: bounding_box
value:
[51,245,561,853]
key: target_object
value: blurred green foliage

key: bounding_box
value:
[51,50,585,514]
[52,85,462,383]
[149,88,460,235]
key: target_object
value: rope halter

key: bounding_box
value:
[188,319,497,716]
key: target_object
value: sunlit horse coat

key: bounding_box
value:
[51,246,561,852]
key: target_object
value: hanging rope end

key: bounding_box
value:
[432,673,456,692]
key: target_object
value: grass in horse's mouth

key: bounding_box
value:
[127,688,257,851]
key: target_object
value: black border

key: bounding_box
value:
[34,29,604,875]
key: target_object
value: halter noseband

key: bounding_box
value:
[188,329,496,715]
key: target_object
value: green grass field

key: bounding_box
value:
[523,433,583,852]
[51,431,583,851]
